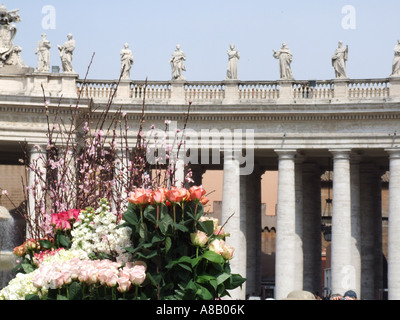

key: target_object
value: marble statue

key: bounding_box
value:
[169,44,186,81]
[391,40,400,77]
[35,34,51,72]
[0,4,22,67]
[273,42,294,80]
[332,41,348,79]
[226,44,240,80]
[58,33,75,73]
[120,43,134,79]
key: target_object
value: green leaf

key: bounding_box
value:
[139,221,148,240]
[123,204,139,226]
[165,236,172,253]
[173,222,189,233]
[216,272,231,285]
[202,250,225,264]
[195,284,213,300]
[21,262,35,274]
[144,205,157,224]
[39,239,56,250]
[25,294,40,300]
[151,234,165,245]
[58,234,71,249]
[158,211,173,235]
[57,294,68,300]
[225,274,247,290]
[68,282,82,300]
[198,220,214,236]
[166,256,193,269]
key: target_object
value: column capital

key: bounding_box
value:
[385,148,400,159]
[274,149,297,160]
[329,148,352,159]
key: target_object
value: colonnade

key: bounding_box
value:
[216,148,400,300]
[24,144,400,300]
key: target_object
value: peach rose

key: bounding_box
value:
[127,188,151,206]
[151,187,167,204]
[189,186,206,201]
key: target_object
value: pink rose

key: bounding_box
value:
[117,276,131,293]
[209,239,225,255]
[129,265,146,286]
[222,244,235,260]
[190,230,209,247]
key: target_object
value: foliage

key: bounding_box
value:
[121,186,246,300]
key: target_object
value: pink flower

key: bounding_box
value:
[209,239,224,255]
[49,271,64,289]
[117,274,131,293]
[221,244,234,260]
[190,230,209,247]
[129,265,146,286]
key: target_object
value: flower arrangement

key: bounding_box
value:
[0,188,245,300]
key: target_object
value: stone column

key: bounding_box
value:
[245,168,262,297]
[330,149,353,296]
[294,157,304,291]
[27,145,47,239]
[385,149,400,300]
[274,149,297,299]
[350,155,361,299]
[302,163,322,294]
[221,152,246,299]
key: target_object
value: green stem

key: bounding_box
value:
[135,285,139,300]
[156,205,160,228]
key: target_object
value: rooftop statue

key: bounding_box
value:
[120,43,134,80]
[35,33,51,72]
[169,44,186,81]
[226,44,240,80]
[332,41,348,79]
[0,4,22,68]
[391,40,400,77]
[273,42,294,80]
[58,33,76,73]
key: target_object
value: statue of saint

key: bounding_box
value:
[58,33,75,73]
[391,40,400,77]
[120,43,134,79]
[332,41,348,79]
[169,44,186,81]
[0,4,22,68]
[35,34,51,72]
[273,42,294,80]
[226,44,240,80]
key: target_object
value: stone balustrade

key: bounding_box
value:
[1,73,400,104]
[75,77,400,103]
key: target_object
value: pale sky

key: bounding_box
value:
[10,0,400,81]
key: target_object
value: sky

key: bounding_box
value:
[8,0,400,81]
